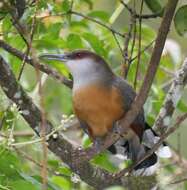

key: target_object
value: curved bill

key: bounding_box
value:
[39,53,69,62]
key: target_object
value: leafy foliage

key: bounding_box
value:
[174,5,187,36]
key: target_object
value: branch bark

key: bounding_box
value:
[153,58,187,135]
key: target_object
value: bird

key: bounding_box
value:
[40,50,171,172]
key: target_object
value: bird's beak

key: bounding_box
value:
[39,53,69,62]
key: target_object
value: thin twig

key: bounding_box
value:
[120,0,162,19]
[130,40,155,63]
[121,8,136,77]
[112,32,123,55]
[17,2,37,80]
[128,20,137,75]
[40,11,125,38]
[40,10,125,38]
[125,0,137,78]
[70,11,125,38]
[134,0,143,89]
[170,178,187,185]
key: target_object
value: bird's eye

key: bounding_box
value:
[75,53,82,59]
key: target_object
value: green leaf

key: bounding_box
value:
[62,0,70,12]
[146,115,156,126]
[0,184,10,190]
[144,0,163,16]
[2,15,12,36]
[152,100,163,113]
[30,175,60,190]
[58,166,72,177]
[80,0,93,9]
[82,134,91,148]
[47,23,63,39]
[87,11,110,22]
[174,5,187,37]
[92,152,117,172]
[70,21,88,29]
[0,148,21,179]
[177,100,187,112]
[82,33,107,58]
[38,0,48,9]
[10,180,40,190]
[140,24,156,44]
[35,38,66,49]
[66,33,83,49]
[6,34,25,50]
[51,176,72,190]
[19,173,41,188]
[48,160,60,170]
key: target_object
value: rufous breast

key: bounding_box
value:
[72,84,124,137]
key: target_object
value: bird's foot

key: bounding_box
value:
[112,120,130,138]
[112,121,122,134]
[73,146,86,159]
[93,137,104,154]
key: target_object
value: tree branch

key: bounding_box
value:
[120,0,163,19]
[0,55,156,189]
[0,39,73,88]
[153,58,187,135]
[40,11,125,38]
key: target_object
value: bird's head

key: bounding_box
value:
[40,50,113,88]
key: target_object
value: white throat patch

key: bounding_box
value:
[65,58,101,91]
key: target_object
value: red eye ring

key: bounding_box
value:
[76,53,81,58]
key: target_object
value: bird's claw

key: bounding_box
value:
[112,121,121,134]
[93,137,104,154]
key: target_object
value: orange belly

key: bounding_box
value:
[73,84,124,137]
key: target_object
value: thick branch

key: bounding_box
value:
[0,56,156,189]
[153,58,187,135]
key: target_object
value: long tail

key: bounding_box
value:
[143,123,171,158]
[108,123,171,172]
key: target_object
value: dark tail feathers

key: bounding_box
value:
[108,122,171,171]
